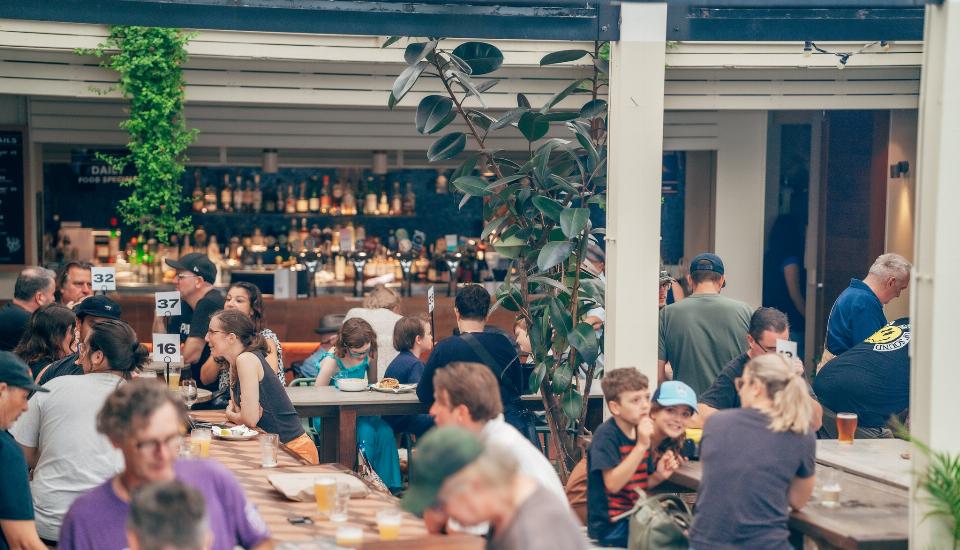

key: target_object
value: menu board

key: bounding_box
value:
[0,130,25,265]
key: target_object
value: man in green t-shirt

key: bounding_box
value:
[658,253,752,396]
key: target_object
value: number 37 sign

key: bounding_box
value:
[152,333,181,364]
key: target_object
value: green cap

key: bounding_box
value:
[401,427,484,516]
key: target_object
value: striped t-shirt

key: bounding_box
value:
[586,418,652,541]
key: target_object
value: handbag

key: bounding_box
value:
[611,490,692,550]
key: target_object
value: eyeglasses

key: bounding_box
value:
[134,433,182,455]
[347,346,370,358]
[175,273,199,281]
[753,340,774,354]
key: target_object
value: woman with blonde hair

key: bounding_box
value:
[344,284,402,376]
[690,353,816,549]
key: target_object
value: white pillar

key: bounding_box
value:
[606,2,666,384]
[714,111,768,307]
[910,1,960,546]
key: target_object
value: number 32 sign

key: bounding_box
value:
[152,333,181,364]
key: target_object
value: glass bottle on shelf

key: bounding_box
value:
[342,178,357,216]
[309,176,321,213]
[252,173,263,213]
[191,169,204,212]
[285,183,297,214]
[320,175,331,214]
[242,179,254,213]
[204,178,218,212]
[233,175,244,214]
[220,174,233,213]
[296,181,309,213]
[378,176,390,215]
[364,176,378,215]
[403,182,416,215]
[331,176,344,212]
[270,182,283,214]
[390,181,402,216]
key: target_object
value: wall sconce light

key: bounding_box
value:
[262,149,278,173]
[890,161,910,179]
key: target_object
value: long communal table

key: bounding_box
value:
[287,385,605,468]
[671,454,909,549]
[191,411,481,549]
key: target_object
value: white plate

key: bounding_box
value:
[370,383,417,394]
[212,426,259,440]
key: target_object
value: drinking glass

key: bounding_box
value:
[335,526,363,547]
[376,509,402,541]
[166,365,182,391]
[819,468,842,508]
[191,428,212,458]
[180,379,198,409]
[836,412,858,445]
[138,368,157,380]
[330,481,350,522]
[259,433,279,468]
[314,476,336,518]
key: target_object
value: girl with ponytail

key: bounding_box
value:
[690,353,817,549]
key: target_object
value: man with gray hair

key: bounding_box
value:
[127,481,211,550]
[0,267,56,351]
[821,253,912,363]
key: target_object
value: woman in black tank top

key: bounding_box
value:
[206,310,318,464]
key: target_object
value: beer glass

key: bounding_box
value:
[330,481,350,522]
[259,433,279,468]
[377,509,402,541]
[836,412,858,444]
[335,526,363,547]
[314,476,336,518]
[166,366,182,391]
[190,428,212,457]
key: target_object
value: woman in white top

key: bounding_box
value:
[224,282,284,384]
[344,284,402,377]
[10,319,147,543]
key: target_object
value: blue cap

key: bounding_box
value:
[690,253,724,275]
[653,381,697,412]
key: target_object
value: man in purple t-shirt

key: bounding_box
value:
[60,380,271,550]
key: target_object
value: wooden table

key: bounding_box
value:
[816,439,912,490]
[671,460,908,550]
[288,385,604,468]
[191,411,480,549]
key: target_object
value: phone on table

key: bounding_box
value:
[287,516,313,525]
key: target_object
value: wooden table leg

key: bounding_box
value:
[320,413,339,464]
[338,407,359,469]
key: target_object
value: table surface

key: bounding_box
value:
[816,439,912,490]
[191,411,480,549]
[287,384,603,406]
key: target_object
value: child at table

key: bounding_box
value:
[314,318,402,492]
[690,354,816,549]
[587,369,684,547]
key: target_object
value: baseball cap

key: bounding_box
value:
[401,427,484,516]
[0,351,49,394]
[166,253,217,284]
[652,381,697,412]
[73,295,122,321]
[690,253,724,276]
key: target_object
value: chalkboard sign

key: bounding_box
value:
[0,129,25,265]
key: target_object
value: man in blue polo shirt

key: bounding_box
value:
[820,253,911,366]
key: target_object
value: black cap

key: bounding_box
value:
[165,253,217,284]
[690,253,725,276]
[0,351,49,393]
[73,295,122,321]
[314,314,345,335]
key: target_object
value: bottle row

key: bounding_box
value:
[190,170,417,217]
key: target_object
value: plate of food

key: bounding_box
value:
[370,378,417,394]
[213,424,260,441]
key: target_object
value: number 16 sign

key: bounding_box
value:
[152,333,181,364]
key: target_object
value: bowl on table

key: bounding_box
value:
[336,378,368,392]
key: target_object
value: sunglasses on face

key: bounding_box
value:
[347,346,370,358]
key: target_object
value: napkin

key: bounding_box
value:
[267,473,370,501]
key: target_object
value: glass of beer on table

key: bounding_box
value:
[166,365,182,391]
[315,476,336,518]
[190,427,211,458]
[377,509,402,541]
[836,412,858,444]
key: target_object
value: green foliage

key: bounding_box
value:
[897,422,960,547]
[388,39,609,478]
[80,26,197,243]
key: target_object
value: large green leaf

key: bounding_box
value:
[493,235,525,260]
[490,107,527,131]
[387,92,399,109]
[451,70,487,108]
[452,176,493,196]
[549,297,573,336]
[451,154,480,182]
[552,363,574,393]
[528,275,569,295]
[568,322,599,364]
[427,132,466,162]
[560,208,591,238]
[561,388,584,421]
[476,79,499,93]
[532,196,563,221]
[517,112,549,142]
[404,41,437,65]
[381,36,402,48]
[538,241,573,271]
[391,60,428,103]
[481,215,508,241]
[528,362,547,394]
[579,99,608,119]
[541,78,589,113]
[517,93,531,108]
[540,49,590,66]
[415,95,455,135]
[543,112,579,122]
[451,42,504,75]
[495,282,524,311]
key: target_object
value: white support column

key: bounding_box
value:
[606,2,667,384]
[910,1,960,547]
[714,111,768,307]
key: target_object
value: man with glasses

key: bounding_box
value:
[60,379,271,550]
[153,253,224,397]
[57,261,93,307]
[694,307,822,429]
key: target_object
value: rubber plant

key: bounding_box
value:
[386,37,607,479]
[80,26,197,243]
[896,423,960,548]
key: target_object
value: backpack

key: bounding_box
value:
[611,490,692,550]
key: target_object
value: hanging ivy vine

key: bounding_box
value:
[80,26,197,243]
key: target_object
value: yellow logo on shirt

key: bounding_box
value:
[866,325,902,344]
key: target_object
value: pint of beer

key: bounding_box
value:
[836,412,858,444]
[315,476,336,517]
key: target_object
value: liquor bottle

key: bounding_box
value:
[378,176,390,215]
[191,169,204,212]
[331,176,344,213]
[268,182,282,213]
[299,217,309,245]
[252,174,263,213]
[364,176,378,215]
[390,181,402,216]
[233,175,244,213]
[342,179,357,216]
[204,178,218,212]
[287,224,301,252]
[220,174,233,213]
[296,181,309,213]
[320,175,331,214]
[242,180,254,213]
[285,183,297,214]
[403,182,416,215]
[308,176,321,213]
